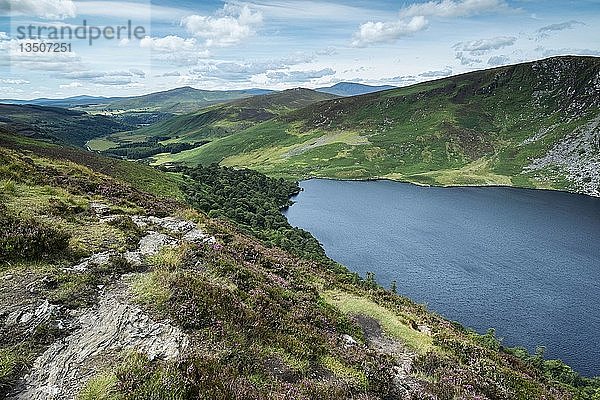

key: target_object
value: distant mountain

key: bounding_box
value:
[148,56,600,197]
[94,88,338,150]
[316,82,396,96]
[99,86,275,114]
[1,86,275,115]
[0,95,125,108]
[0,103,133,147]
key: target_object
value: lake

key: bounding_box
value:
[283,179,600,377]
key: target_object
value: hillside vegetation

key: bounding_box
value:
[1,130,599,399]
[144,56,599,196]
[0,104,133,147]
[91,88,337,151]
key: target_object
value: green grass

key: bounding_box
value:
[322,289,434,354]
[78,373,120,400]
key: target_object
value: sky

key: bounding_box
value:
[0,0,598,99]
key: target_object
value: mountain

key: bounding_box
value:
[1,87,274,115]
[1,129,596,398]
[90,88,338,152]
[0,95,126,108]
[97,86,275,114]
[148,56,600,197]
[0,103,133,147]
[316,82,396,96]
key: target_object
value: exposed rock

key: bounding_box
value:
[525,113,600,196]
[69,251,117,272]
[89,202,111,217]
[9,291,189,400]
[138,232,177,256]
[342,333,358,347]
[4,300,61,335]
[182,228,216,244]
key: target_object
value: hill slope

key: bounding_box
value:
[316,82,396,96]
[152,56,600,197]
[97,86,274,114]
[1,130,598,399]
[0,104,133,147]
[93,88,338,151]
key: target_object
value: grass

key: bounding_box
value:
[78,373,120,400]
[321,355,368,389]
[86,138,119,151]
[147,246,184,271]
[322,289,434,354]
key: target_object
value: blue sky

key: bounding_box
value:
[0,0,598,99]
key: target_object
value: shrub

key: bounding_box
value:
[0,212,70,262]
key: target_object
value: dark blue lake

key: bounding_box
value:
[283,179,600,377]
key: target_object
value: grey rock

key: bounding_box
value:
[138,232,177,256]
[10,293,189,400]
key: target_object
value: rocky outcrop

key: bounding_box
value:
[6,204,216,399]
[525,113,600,196]
[10,287,189,400]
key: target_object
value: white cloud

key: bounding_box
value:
[0,0,76,19]
[419,67,453,77]
[454,36,516,54]
[351,16,428,47]
[266,68,336,83]
[536,20,585,38]
[455,51,482,65]
[541,48,600,57]
[62,69,146,86]
[487,55,510,66]
[59,81,83,89]
[186,54,314,81]
[399,0,512,18]
[0,78,29,84]
[182,4,263,48]
[140,35,197,53]
[140,35,210,66]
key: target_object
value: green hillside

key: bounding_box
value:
[92,88,338,152]
[149,56,600,196]
[87,86,274,115]
[0,104,133,148]
[1,129,598,399]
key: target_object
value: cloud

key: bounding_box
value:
[399,0,512,18]
[540,48,600,57]
[0,0,76,19]
[419,67,453,77]
[536,20,585,38]
[351,0,516,48]
[487,55,510,66]
[454,36,516,54]
[0,78,29,84]
[186,54,314,81]
[351,16,428,47]
[266,68,335,83]
[455,51,482,66]
[59,82,83,89]
[388,75,417,85]
[160,71,181,77]
[182,3,263,48]
[140,35,210,66]
[62,69,146,85]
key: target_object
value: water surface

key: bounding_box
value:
[284,179,600,376]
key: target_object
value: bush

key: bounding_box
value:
[0,212,70,262]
